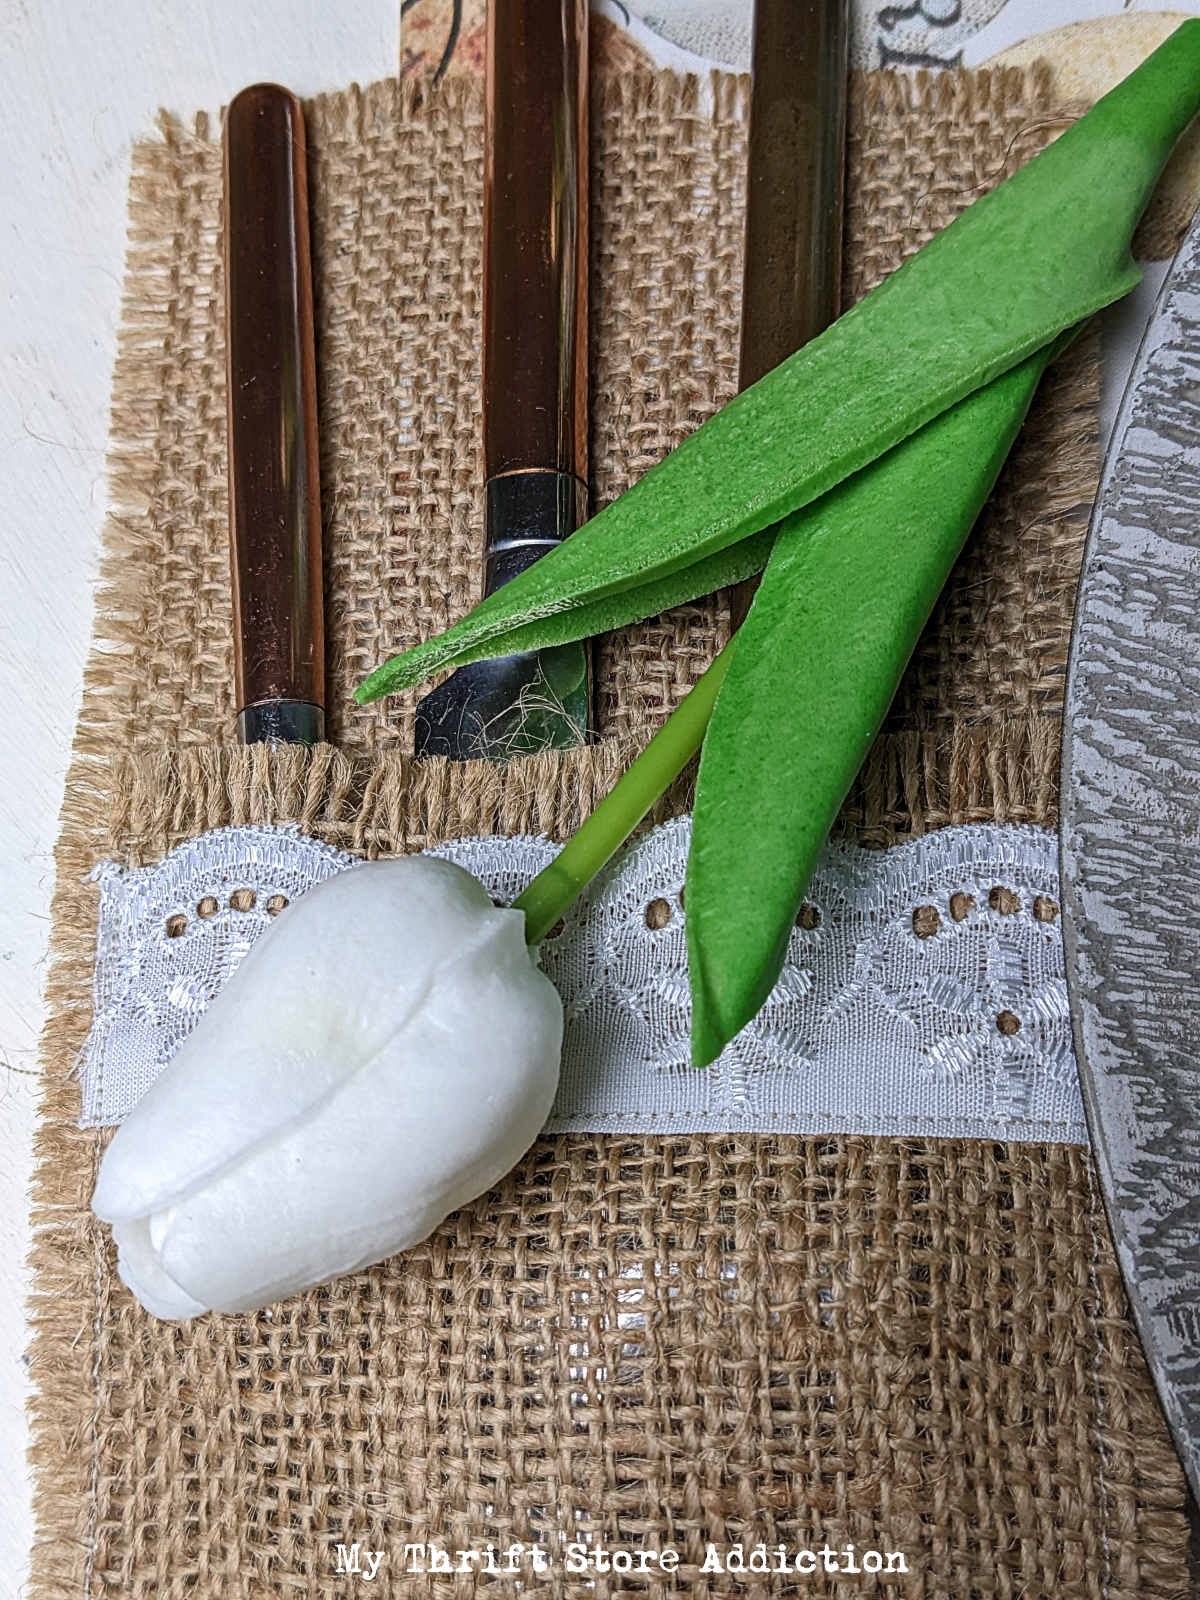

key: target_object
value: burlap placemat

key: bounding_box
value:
[29,67,1194,1598]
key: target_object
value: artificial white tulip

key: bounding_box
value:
[92,855,563,1320]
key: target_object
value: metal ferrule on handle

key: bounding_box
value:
[484,471,589,592]
[224,83,325,746]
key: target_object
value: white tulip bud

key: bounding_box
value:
[92,855,563,1320]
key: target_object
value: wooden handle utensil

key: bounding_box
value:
[224,83,325,746]
[729,0,848,630]
[413,0,590,761]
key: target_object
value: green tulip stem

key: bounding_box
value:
[513,641,734,945]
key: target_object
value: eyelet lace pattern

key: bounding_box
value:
[81,820,1084,1143]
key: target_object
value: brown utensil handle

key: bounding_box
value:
[224,83,325,744]
[483,0,588,500]
[730,0,848,629]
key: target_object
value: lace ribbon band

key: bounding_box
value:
[81,821,1085,1144]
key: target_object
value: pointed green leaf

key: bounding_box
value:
[358,529,776,703]
[686,348,1054,1069]
[357,21,1200,705]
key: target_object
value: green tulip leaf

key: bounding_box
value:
[686,348,1054,1068]
[357,21,1200,706]
[361,529,776,699]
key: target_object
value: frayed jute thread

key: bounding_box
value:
[92,712,1064,872]
[28,68,1194,1600]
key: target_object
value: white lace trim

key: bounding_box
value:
[80,821,1086,1143]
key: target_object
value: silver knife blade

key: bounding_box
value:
[1062,203,1200,1500]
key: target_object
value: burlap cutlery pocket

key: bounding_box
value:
[29,64,1193,1599]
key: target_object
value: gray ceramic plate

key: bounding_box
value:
[1061,209,1200,1501]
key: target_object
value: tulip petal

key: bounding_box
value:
[150,910,562,1312]
[93,857,523,1224]
[111,1216,207,1321]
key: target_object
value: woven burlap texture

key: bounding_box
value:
[85,66,1093,778]
[30,68,1193,1599]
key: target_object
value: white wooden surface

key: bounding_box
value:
[0,6,397,1592]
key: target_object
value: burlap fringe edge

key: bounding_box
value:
[88,713,1062,869]
[28,766,113,1598]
